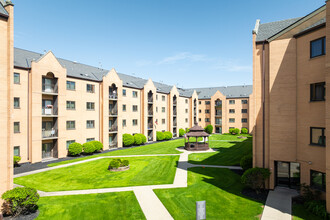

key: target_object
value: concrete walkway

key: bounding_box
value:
[14,149,241,220]
[261,187,298,220]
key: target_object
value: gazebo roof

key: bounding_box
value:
[189,124,204,132]
[186,123,209,137]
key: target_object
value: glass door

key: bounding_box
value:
[42,143,53,159]
[276,161,290,186]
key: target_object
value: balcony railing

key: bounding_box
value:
[148,97,153,103]
[148,136,153,141]
[148,123,153,130]
[173,101,177,105]
[173,122,177,127]
[215,102,222,107]
[109,94,118,99]
[42,83,58,94]
[109,108,118,116]
[42,128,58,139]
[148,110,153,116]
[109,125,118,132]
[215,121,222,125]
[42,107,58,116]
[109,142,117,148]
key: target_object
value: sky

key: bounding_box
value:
[13,0,325,88]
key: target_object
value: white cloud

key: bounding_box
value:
[213,59,252,72]
[157,52,208,65]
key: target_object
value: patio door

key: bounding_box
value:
[42,143,54,159]
[275,161,300,189]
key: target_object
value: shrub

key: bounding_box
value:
[240,155,253,170]
[185,128,190,133]
[122,160,129,166]
[13,156,21,165]
[304,200,328,219]
[164,131,173,140]
[229,128,234,134]
[1,187,39,217]
[68,142,83,156]
[230,128,240,135]
[156,131,165,141]
[241,167,271,193]
[301,183,322,202]
[109,159,129,169]
[134,134,143,145]
[179,128,186,137]
[139,134,147,144]
[204,125,213,134]
[82,142,95,154]
[90,141,103,152]
[234,128,240,134]
[123,133,134,147]
[241,128,248,134]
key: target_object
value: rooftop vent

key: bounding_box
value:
[80,73,89,77]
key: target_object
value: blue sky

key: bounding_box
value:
[14,0,325,88]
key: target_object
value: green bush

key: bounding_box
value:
[90,141,103,152]
[1,187,39,217]
[229,128,234,134]
[234,128,240,134]
[139,134,147,144]
[241,167,271,193]
[68,142,83,156]
[241,128,248,134]
[82,142,95,154]
[109,159,129,169]
[123,133,134,147]
[304,200,328,219]
[14,156,21,165]
[179,128,186,137]
[156,131,165,141]
[229,128,240,135]
[164,131,173,140]
[240,155,253,170]
[134,134,143,145]
[204,125,213,134]
[185,128,190,133]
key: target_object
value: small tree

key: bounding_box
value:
[156,131,165,141]
[204,124,213,134]
[68,142,83,156]
[241,128,248,134]
[164,131,173,140]
[123,133,134,147]
[241,167,271,193]
[179,128,186,137]
[234,128,240,135]
[240,155,253,170]
[133,134,142,145]
[185,128,190,133]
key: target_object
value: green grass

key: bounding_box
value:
[15,156,179,191]
[188,136,252,166]
[154,167,263,219]
[209,133,251,141]
[292,204,322,220]
[36,192,145,220]
[48,138,184,167]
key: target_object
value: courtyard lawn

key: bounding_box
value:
[36,192,145,220]
[188,136,252,166]
[48,138,184,167]
[154,167,263,220]
[209,133,251,141]
[292,204,322,220]
[15,156,179,191]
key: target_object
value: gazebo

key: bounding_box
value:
[185,123,209,151]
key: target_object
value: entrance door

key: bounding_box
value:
[42,143,54,159]
[275,161,300,188]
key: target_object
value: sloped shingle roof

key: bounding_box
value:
[0,0,9,17]
[188,85,252,99]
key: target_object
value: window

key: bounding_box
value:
[133,91,138,98]
[229,100,235,104]
[310,37,326,58]
[162,107,165,113]
[185,118,188,123]
[199,118,201,122]
[133,119,138,126]
[242,100,248,104]
[123,119,126,127]
[242,109,248,113]
[86,84,95,93]
[162,95,165,101]
[14,122,20,133]
[67,81,76,90]
[87,120,95,128]
[310,127,325,146]
[86,138,95,142]
[66,101,75,110]
[229,118,235,123]
[242,118,248,123]
[86,102,95,110]
[185,109,188,113]
[185,99,188,104]
[229,127,234,129]
[14,73,20,84]
[205,110,210,114]
[66,121,75,130]
[205,101,210,105]
[133,105,138,112]
[123,89,126,96]
[205,118,210,122]
[229,109,235,114]
[66,140,75,150]
[310,82,325,101]
[156,107,158,113]
[310,170,326,191]
[162,119,165,124]
[199,109,201,113]
[156,95,158,100]
[199,101,201,104]
[123,105,126,112]
[14,146,20,156]
[14,97,20,109]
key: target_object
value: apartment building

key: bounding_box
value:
[0,0,13,201]
[252,2,330,211]
[192,86,252,133]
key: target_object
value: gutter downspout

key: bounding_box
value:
[262,41,266,168]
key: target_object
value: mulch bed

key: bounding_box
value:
[2,211,39,220]
[108,166,130,172]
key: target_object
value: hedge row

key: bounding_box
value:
[229,127,248,135]
[156,131,173,141]
[123,133,147,147]
[68,140,103,156]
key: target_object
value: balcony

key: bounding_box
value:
[42,107,58,116]
[173,109,177,116]
[148,123,153,130]
[42,128,58,139]
[215,102,222,108]
[148,97,153,103]
[109,108,118,116]
[109,94,118,100]
[109,142,117,148]
[215,120,222,125]
[42,81,58,94]
[109,125,118,132]
[173,121,177,127]
[173,100,177,106]
[148,110,153,116]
